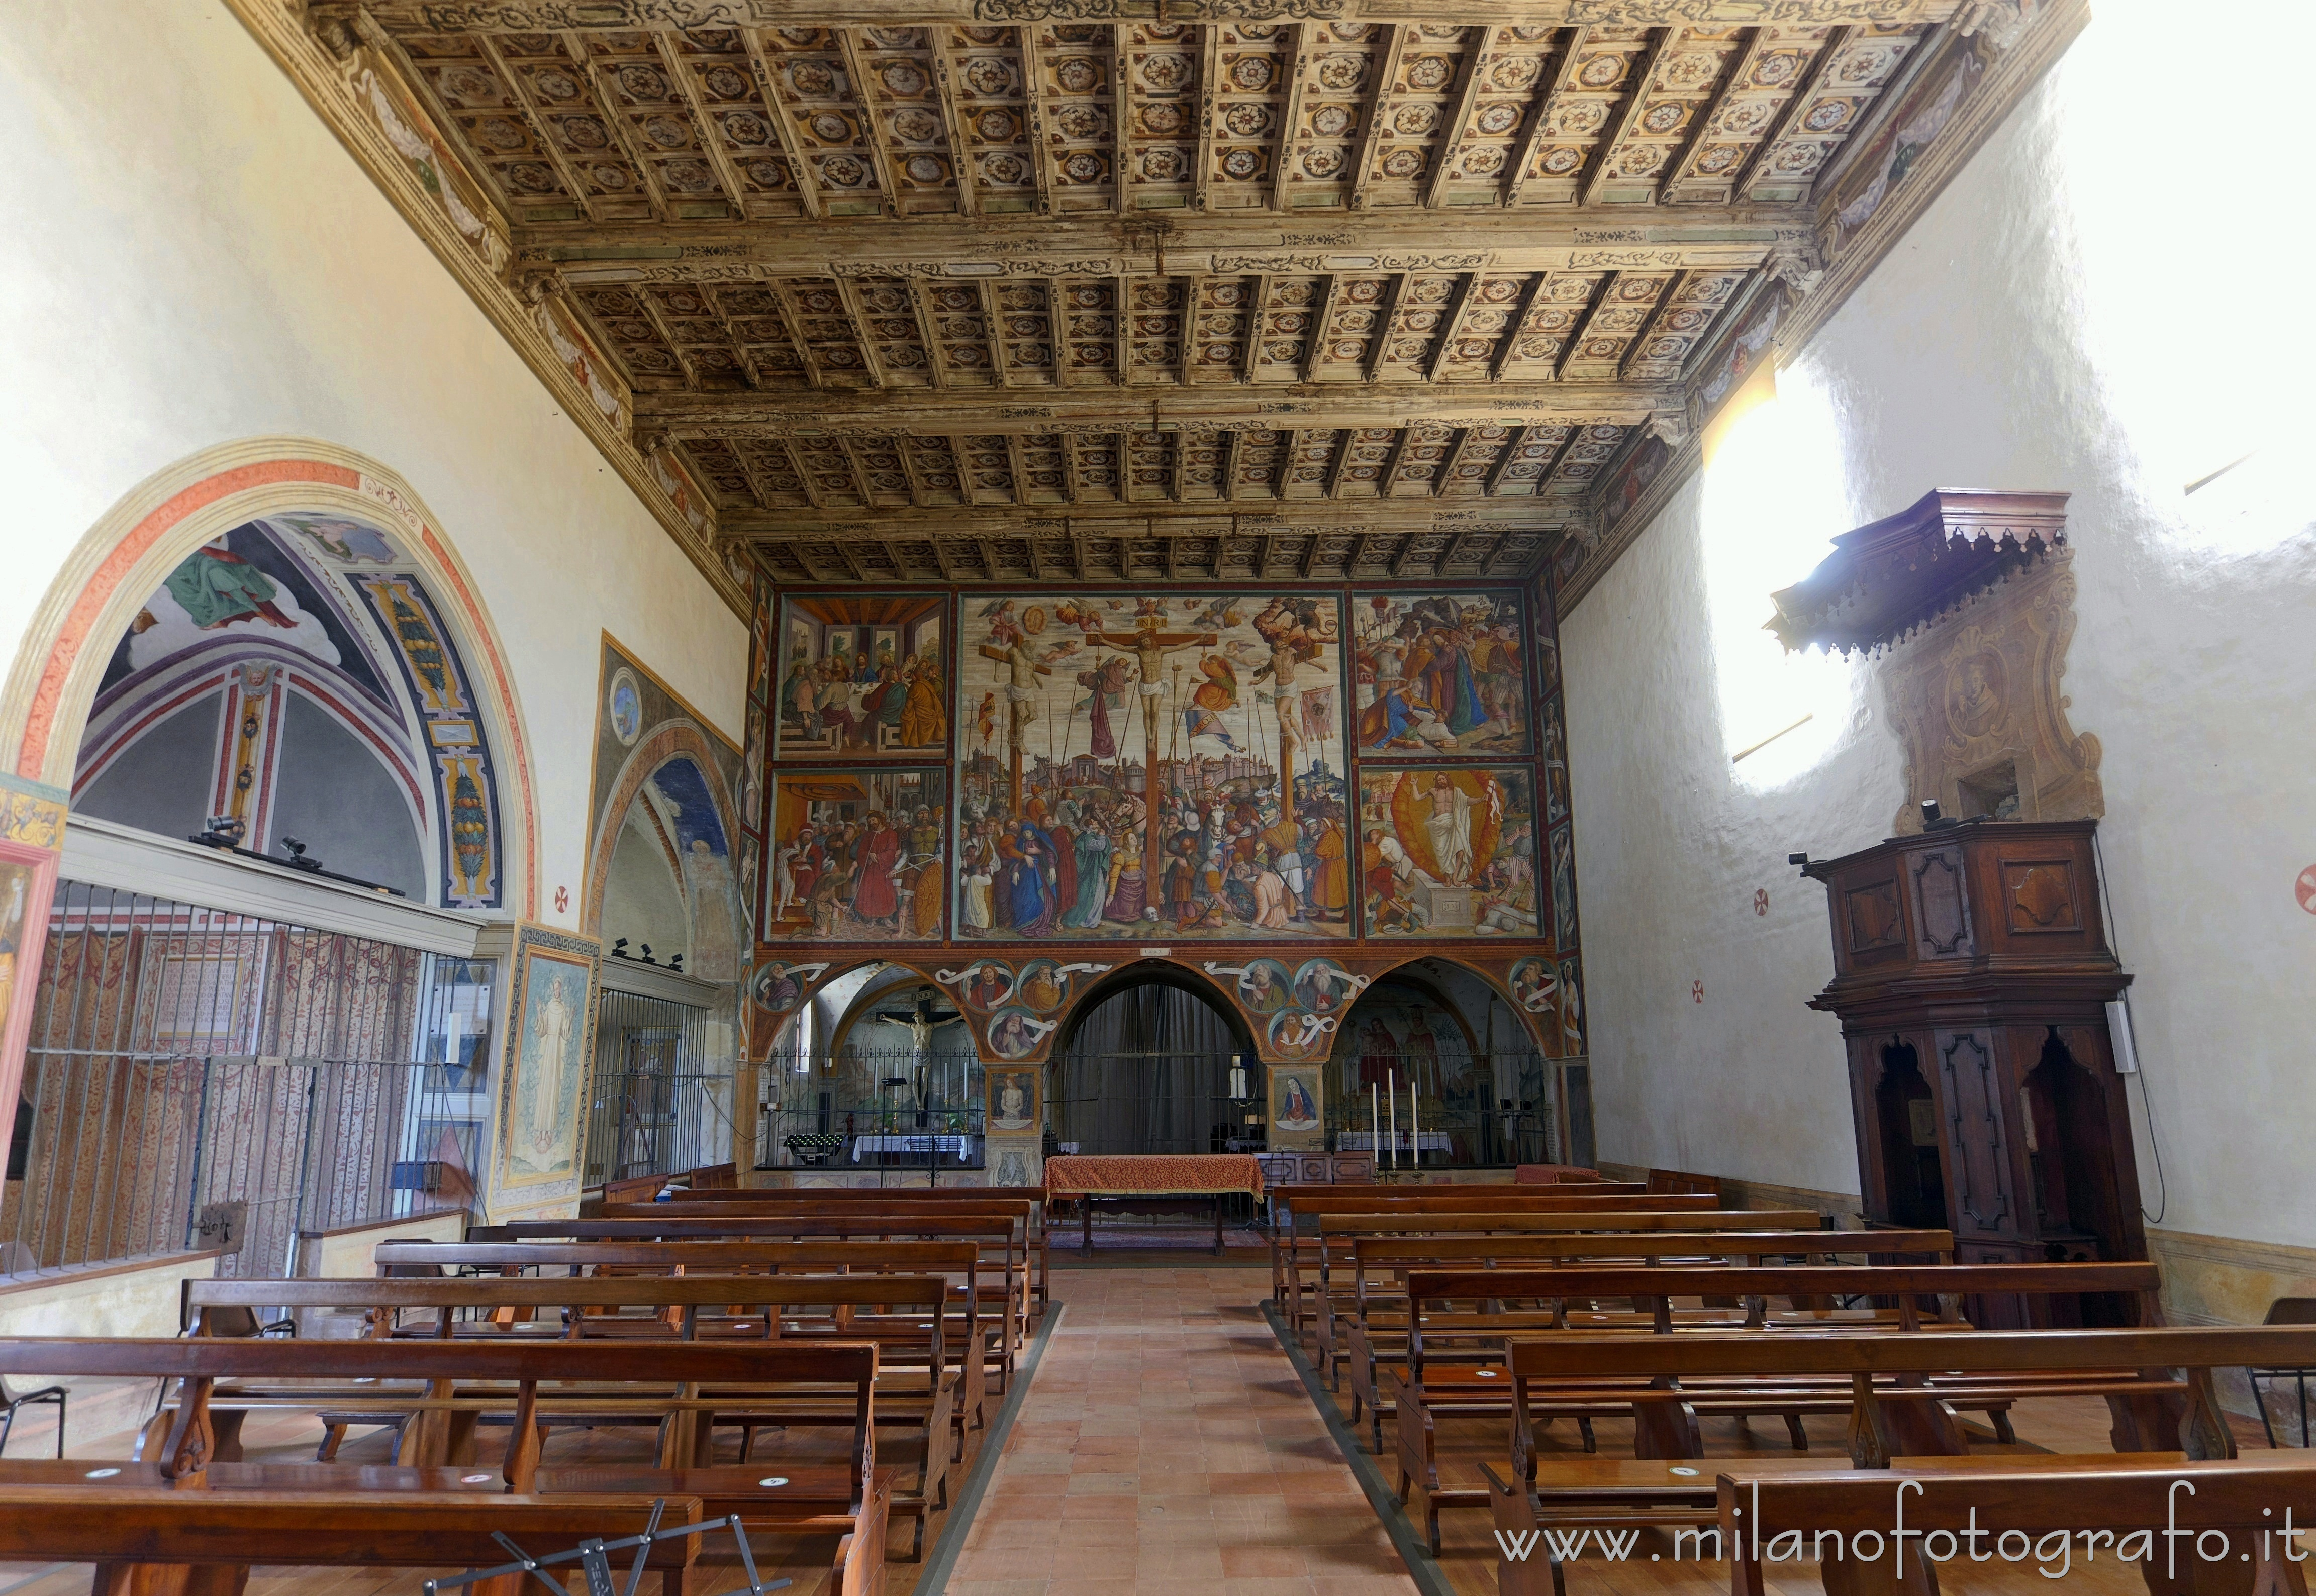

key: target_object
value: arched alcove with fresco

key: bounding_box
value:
[71,511,508,907]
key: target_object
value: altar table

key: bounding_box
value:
[1039,1154,1267,1255]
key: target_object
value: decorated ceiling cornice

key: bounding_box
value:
[225,0,2077,612]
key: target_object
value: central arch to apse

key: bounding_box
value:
[1045,961,1257,1158]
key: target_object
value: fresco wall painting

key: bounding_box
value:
[763,768,947,943]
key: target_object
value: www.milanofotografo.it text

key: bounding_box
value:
[1494,1480,2314,1580]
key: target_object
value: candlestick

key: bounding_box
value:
[1370,1083,1379,1166]
[1409,1078,1419,1172]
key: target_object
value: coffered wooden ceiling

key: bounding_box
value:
[271,0,2069,598]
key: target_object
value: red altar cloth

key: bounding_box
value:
[1040,1154,1265,1201]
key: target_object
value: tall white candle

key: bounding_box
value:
[1409,1079,1419,1170]
[1387,1070,1397,1172]
[1371,1083,1379,1164]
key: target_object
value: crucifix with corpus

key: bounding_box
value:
[870,985,963,1129]
[1077,604,1219,911]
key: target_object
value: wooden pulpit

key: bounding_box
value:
[1802,818,2146,1323]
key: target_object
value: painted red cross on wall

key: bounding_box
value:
[2297,865,2316,915]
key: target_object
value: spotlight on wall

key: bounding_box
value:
[279,836,324,873]
[189,816,246,850]
[1920,798,1960,832]
[611,937,630,959]
[1786,852,1809,868]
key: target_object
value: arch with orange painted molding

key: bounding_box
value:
[0,438,540,916]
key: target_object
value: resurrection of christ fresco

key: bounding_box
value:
[763,768,946,942]
[1357,766,1539,938]
[775,594,948,759]
[955,593,1350,942]
[1350,592,1530,756]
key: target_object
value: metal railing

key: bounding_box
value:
[0,881,490,1280]
[582,989,736,1188]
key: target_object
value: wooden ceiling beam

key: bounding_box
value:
[909,280,953,387]
[778,439,826,510]
[1376,427,1414,499]
[561,34,672,225]
[697,283,763,389]
[1016,25,1058,218]
[1240,273,1273,383]
[1579,28,1670,208]
[1501,26,1586,210]
[1324,428,1358,499]
[1553,271,1615,382]
[766,280,827,387]
[928,31,979,218]
[1178,276,1206,387]
[1425,272,1479,382]
[1660,28,1760,201]
[1424,27,1496,210]
[627,286,701,391]
[980,279,1016,388]
[1619,270,1684,381]
[1003,434,1032,505]
[1484,424,1538,495]
[1272,23,1315,214]
[1219,428,1243,501]
[1349,26,1410,213]
[1347,530,1372,575]
[370,2,1962,31]
[1110,25,1132,217]
[474,36,600,224]
[1487,271,1550,380]
[832,435,879,506]
[1735,26,1852,201]
[1113,273,1134,385]
[834,31,905,218]
[946,433,980,505]
[1301,273,1340,383]
[740,28,824,221]
[657,34,750,213]
[1434,427,1477,497]
[518,207,1799,267]
[1193,26,1219,213]
[1388,530,1425,576]
[1362,272,1408,382]
[636,380,1667,434]
[1435,525,1473,574]
[832,277,890,388]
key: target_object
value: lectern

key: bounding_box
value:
[1802,819,2145,1323]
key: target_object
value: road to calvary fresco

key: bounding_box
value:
[957,593,1350,942]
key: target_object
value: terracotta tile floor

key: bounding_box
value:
[946,1267,1419,1596]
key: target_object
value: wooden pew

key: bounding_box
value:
[653,1181,1051,1306]
[498,1213,1032,1386]
[1298,1209,1825,1367]
[1716,1454,2316,1596]
[633,1191,1052,1314]
[367,1238,996,1428]
[1340,1235,1963,1446]
[592,1204,1037,1345]
[1387,1262,2162,1552]
[0,1487,708,1596]
[1265,1187,1676,1304]
[183,1273,966,1556]
[0,1336,891,1596]
[1272,1192,1739,1337]
[1480,1323,2316,1592]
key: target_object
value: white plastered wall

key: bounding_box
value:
[0,3,746,926]
[1564,15,2316,1260]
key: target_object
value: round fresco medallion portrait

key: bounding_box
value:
[607,669,643,746]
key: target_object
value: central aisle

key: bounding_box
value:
[944,1266,1421,1595]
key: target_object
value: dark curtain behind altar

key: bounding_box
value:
[1050,983,1242,1156]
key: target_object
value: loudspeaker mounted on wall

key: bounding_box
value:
[2105,998,2140,1075]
